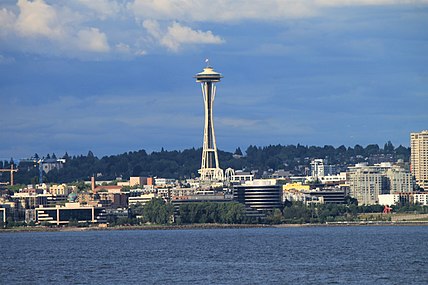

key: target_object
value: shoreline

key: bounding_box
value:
[1,221,428,233]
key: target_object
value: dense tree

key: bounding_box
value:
[141,198,173,224]
[283,202,312,223]
[383,141,394,153]
[9,142,410,185]
[178,202,246,224]
[234,147,243,156]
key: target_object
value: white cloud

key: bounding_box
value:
[77,0,122,20]
[0,8,16,35]
[77,27,110,52]
[15,0,65,39]
[0,54,15,64]
[0,0,112,56]
[217,117,261,129]
[315,0,428,6]
[129,0,315,22]
[142,19,162,39]
[135,49,147,56]
[163,22,224,51]
[1,0,427,58]
[116,42,130,53]
[143,20,223,51]
[130,0,428,22]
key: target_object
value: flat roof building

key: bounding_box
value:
[36,202,106,226]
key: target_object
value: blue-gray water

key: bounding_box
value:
[1,226,427,284]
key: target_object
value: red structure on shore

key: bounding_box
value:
[383,205,392,214]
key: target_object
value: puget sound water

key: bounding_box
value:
[1,226,427,284]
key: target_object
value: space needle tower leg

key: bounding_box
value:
[195,61,224,181]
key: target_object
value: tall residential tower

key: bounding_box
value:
[411,130,428,190]
[195,62,223,181]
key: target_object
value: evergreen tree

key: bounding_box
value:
[234,147,243,156]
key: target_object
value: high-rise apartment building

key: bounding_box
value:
[348,162,413,205]
[349,168,385,205]
[385,168,413,194]
[411,130,428,190]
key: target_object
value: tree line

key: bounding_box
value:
[3,199,426,228]
[114,199,428,227]
[5,141,410,185]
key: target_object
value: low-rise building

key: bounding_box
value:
[49,184,75,196]
[283,189,320,204]
[94,185,123,194]
[11,192,49,209]
[154,178,176,187]
[319,172,347,185]
[97,192,128,208]
[230,171,254,184]
[130,177,151,187]
[308,188,346,204]
[283,182,310,192]
[379,193,412,206]
[379,192,428,206]
[36,202,106,226]
[0,206,7,224]
[128,193,157,206]
[233,179,283,212]
[413,193,428,206]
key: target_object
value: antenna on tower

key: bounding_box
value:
[205,58,210,67]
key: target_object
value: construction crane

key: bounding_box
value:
[0,164,18,186]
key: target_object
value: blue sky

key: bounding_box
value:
[0,0,427,160]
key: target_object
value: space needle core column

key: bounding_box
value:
[195,61,224,181]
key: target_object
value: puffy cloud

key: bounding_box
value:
[0,0,427,59]
[163,22,224,50]
[0,0,111,56]
[77,27,110,52]
[143,19,162,39]
[15,0,65,38]
[143,20,223,51]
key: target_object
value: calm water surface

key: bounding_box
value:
[1,226,427,284]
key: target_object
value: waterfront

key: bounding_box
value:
[1,226,427,284]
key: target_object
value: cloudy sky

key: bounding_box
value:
[0,0,427,160]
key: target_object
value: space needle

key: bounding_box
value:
[195,60,224,181]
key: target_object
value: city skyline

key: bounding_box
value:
[1,0,427,160]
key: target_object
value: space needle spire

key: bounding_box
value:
[195,60,224,181]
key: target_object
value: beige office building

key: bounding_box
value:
[411,130,428,190]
